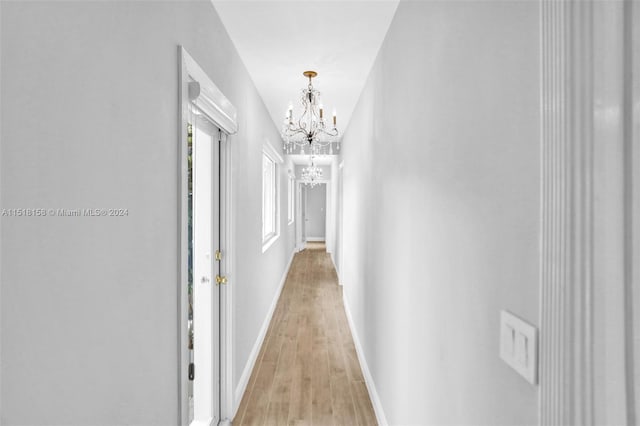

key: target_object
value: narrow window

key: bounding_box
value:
[262,142,282,252]
[262,153,276,241]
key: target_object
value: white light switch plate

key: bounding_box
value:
[500,310,538,385]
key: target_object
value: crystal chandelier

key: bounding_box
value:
[282,71,339,155]
[301,157,323,187]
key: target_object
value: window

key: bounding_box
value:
[287,174,295,225]
[262,141,283,252]
[262,154,276,240]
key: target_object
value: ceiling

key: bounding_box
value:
[212,0,399,139]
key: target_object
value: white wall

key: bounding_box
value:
[338,1,539,424]
[0,1,294,424]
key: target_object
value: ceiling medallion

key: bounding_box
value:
[282,71,340,156]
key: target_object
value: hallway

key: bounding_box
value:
[2,1,640,425]
[234,243,377,425]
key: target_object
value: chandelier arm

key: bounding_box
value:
[287,128,308,136]
[297,89,311,131]
[316,128,339,137]
[296,110,308,132]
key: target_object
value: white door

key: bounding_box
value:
[305,184,326,241]
[189,115,220,426]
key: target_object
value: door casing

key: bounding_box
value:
[179,46,237,426]
[295,178,330,251]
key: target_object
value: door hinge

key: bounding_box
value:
[188,363,195,381]
[215,250,222,261]
[215,275,227,286]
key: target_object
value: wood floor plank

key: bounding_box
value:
[327,337,347,381]
[265,336,297,425]
[262,310,290,364]
[351,381,377,426]
[239,360,278,426]
[342,341,365,383]
[330,374,358,426]
[311,337,333,426]
[234,243,377,426]
[287,355,312,425]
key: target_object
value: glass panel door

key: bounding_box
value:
[187,112,220,426]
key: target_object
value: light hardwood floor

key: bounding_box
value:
[233,242,378,426]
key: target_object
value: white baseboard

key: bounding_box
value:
[330,253,341,285]
[342,294,388,426]
[305,237,325,242]
[233,248,296,416]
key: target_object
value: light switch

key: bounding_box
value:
[501,324,514,358]
[500,310,538,385]
[515,332,526,365]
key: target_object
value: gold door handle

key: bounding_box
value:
[215,275,227,285]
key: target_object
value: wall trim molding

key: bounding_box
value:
[541,2,639,424]
[219,131,235,423]
[183,53,238,135]
[232,248,296,416]
[539,1,594,424]
[343,294,388,426]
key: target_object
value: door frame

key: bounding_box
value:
[295,180,305,251]
[178,46,237,426]
[295,179,330,251]
[337,161,344,284]
[539,1,638,424]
